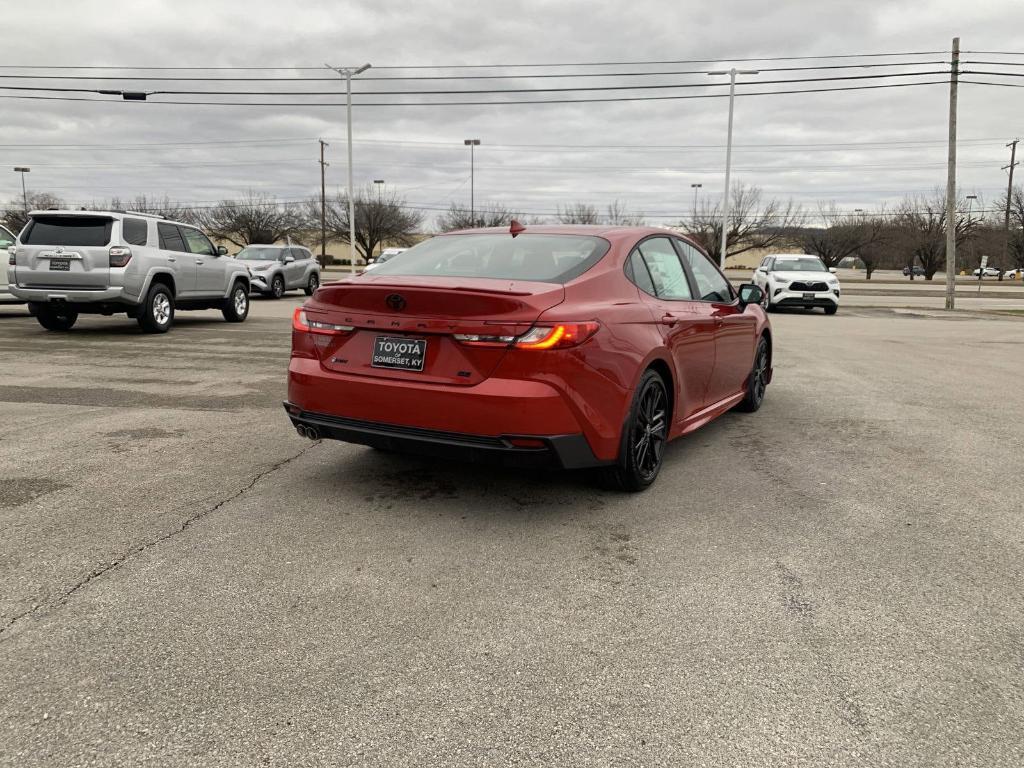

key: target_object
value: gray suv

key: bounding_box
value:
[236,244,320,298]
[7,210,251,333]
[0,223,19,304]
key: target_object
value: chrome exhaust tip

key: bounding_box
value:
[296,425,308,438]
[306,426,321,440]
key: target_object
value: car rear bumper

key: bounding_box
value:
[286,357,614,469]
[284,402,606,469]
[9,284,128,303]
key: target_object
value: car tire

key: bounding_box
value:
[824,305,838,315]
[35,306,78,331]
[305,272,320,296]
[137,283,174,334]
[270,274,285,299]
[222,281,249,323]
[600,369,669,492]
[736,336,770,413]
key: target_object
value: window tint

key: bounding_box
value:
[0,225,15,247]
[122,217,149,246]
[370,234,610,284]
[22,216,112,246]
[680,242,733,302]
[180,227,215,256]
[637,237,692,300]
[157,222,187,252]
[626,249,657,295]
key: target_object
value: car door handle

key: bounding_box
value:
[196,259,204,265]
[660,313,678,326]
[167,256,176,263]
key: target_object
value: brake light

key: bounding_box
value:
[109,246,132,268]
[514,322,600,350]
[292,307,354,335]
[7,246,15,266]
[453,333,515,347]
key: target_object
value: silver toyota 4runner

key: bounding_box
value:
[7,210,251,333]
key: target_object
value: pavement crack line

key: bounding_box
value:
[0,442,319,641]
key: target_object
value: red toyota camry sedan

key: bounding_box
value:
[285,224,772,491]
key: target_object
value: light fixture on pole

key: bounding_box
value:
[13,167,30,212]
[707,68,759,269]
[690,183,702,215]
[464,139,481,227]
[326,62,372,272]
[373,179,385,201]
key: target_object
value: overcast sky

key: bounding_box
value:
[1,0,1022,228]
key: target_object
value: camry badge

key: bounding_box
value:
[385,294,406,311]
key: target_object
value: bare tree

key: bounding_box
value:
[108,195,195,223]
[605,200,644,226]
[195,192,303,249]
[894,192,977,280]
[2,191,65,233]
[681,183,801,261]
[436,202,520,231]
[998,185,1024,270]
[557,202,600,224]
[801,203,888,277]
[320,184,423,263]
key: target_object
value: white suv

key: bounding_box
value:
[752,254,841,314]
[7,210,251,333]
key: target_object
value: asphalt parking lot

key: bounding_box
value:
[1,298,1023,767]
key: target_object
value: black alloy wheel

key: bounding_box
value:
[737,337,770,412]
[601,369,669,492]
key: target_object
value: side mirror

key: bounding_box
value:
[738,283,764,308]
[828,267,837,273]
[216,245,228,256]
[283,255,295,264]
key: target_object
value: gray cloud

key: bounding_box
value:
[0,0,1021,226]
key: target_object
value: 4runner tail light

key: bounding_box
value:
[108,246,132,268]
[7,246,15,266]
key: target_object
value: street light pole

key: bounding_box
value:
[13,167,30,212]
[464,139,481,226]
[707,68,758,269]
[327,62,371,272]
[966,194,978,280]
[690,183,702,216]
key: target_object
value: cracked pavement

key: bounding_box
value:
[1,299,1023,767]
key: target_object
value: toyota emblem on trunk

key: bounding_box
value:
[385,294,406,311]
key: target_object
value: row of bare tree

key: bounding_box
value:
[4,183,1022,276]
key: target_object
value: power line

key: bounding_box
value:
[0,70,953,97]
[0,79,951,107]
[0,60,950,82]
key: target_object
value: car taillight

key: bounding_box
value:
[292,307,353,335]
[453,333,516,347]
[7,246,15,266]
[109,246,132,267]
[514,322,600,350]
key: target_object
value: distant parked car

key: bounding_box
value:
[8,210,251,333]
[752,253,841,314]
[903,265,926,277]
[236,244,320,298]
[972,266,1002,278]
[1,223,23,304]
[363,247,407,272]
[1002,268,1022,279]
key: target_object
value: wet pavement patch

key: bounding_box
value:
[0,477,69,509]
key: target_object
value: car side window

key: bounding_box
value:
[637,237,692,300]
[679,242,733,303]
[625,249,657,296]
[122,217,149,247]
[157,222,187,253]
[180,227,216,256]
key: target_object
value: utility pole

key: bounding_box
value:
[1003,138,1019,265]
[707,68,759,269]
[319,139,329,267]
[326,62,372,272]
[944,37,960,310]
[464,139,481,226]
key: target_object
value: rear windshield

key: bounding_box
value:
[369,234,609,283]
[22,216,113,247]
